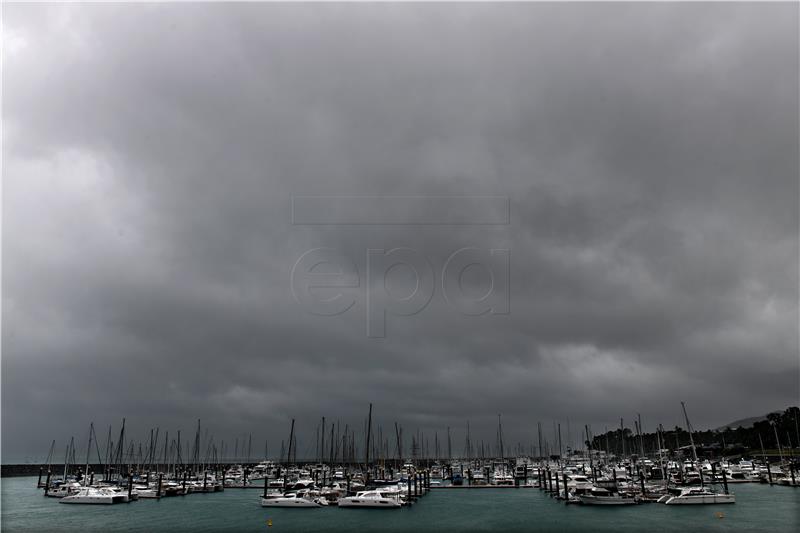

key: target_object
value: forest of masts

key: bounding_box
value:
[45,405,800,481]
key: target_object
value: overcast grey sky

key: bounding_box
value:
[2,3,798,461]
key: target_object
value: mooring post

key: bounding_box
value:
[157,473,163,499]
[562,473,569,504]
[44,470,51,496]
[639,466,645,495]
[721,467,729,494]
[37,468,43,488]
[203,471,208,491]
[182,470,187,494]
[127,474,133,501]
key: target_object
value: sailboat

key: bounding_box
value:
[659,486,736,505]
[658,403,736,505]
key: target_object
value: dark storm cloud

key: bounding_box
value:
[3,3,797,459]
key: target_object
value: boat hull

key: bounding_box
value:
[664,494,736,505]
[337,498,401,508]
[260,497,323,507]
[579,495,637,505]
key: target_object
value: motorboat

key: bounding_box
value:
[60,486,129,504]
[337,490,402,508]
[45,481,82,498]
[471,471,488,485]
[289,478,316,491]
[133,485,160,499]
[578,487,637,505]
[566,474,594,493]
[492,471,514,486]
[725,469,756,483]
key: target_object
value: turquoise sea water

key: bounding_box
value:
[2,477,798,532]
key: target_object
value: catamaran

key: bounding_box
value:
[60,487,129,504]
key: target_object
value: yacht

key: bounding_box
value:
[578,487,637,505]
[492,471,514,486]
[289,478,316,491]
[261,492,327,507]
[471,471,487,485]
[725,469,756,483]
[133,485,160,499]
[660,487,735,505]
[60,487,129,504]
[337,490,402,508]
[45,481,82,498]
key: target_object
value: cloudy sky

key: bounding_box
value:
[3,3,798,462]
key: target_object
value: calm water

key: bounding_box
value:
[2,477,798,532]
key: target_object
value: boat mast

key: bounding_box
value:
[364,403,372,474]
[680,402,699,463]
[286,419,295,466]
[680,401,703,488]
[84,423,93,486]
[63,440,70,482]
[498,414,504,463]
[447,426,452,463]
[771,421,784,463]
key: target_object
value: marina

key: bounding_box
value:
[2,475,799,532]
[2,406,799,531]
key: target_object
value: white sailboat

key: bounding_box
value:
[661,487,736,505]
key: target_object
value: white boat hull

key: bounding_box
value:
[579,495,637,505]
[665,493,736,505]
[337,497,401,508]
[60,490,128,504]
[261,497,324,507]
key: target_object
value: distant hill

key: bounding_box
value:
[715,411,781,431]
